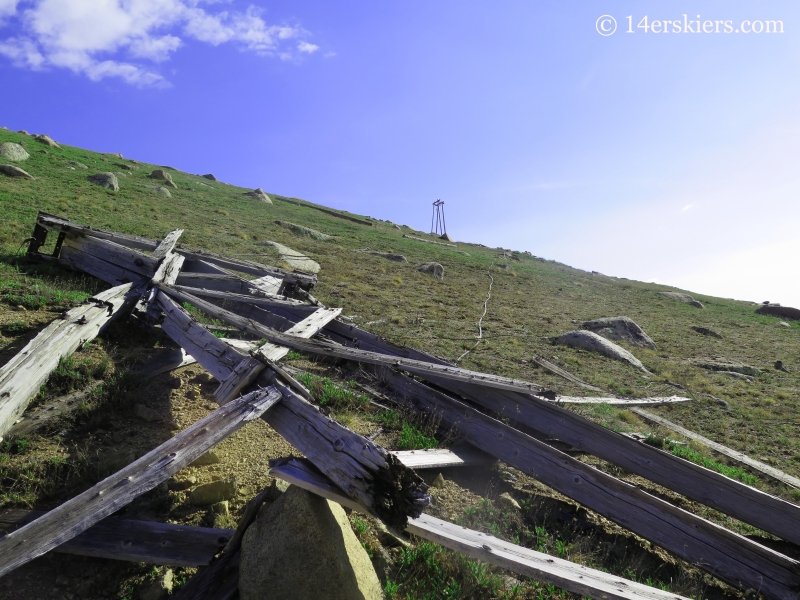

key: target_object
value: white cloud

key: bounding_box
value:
[0,0,318,86]
[681,203,693,212]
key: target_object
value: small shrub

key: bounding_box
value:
[397,423,437,450]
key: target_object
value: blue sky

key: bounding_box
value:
[1,1,799,306]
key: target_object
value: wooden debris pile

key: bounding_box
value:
[1,212,799,599]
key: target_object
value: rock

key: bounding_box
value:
[167,476,196,491]
[149,169,177,188]
[417,262,445,280]
[0,142,29,161]
[65,160,88,169]
[368,251,407,263]
[256,240,320,273]
[137,569,173,600]
[189,478,237,505]
[719,371,755,382]
[12,305,27,312]
[691,326,722,339]
[553,330,649,372]
[169,377,183,389]
[779,322,791,328]
[582,316,656,349]
[756,304,800,321]
[144,184,172,198]
[108,153,124,159]
[87,172,119,191]
[34,134,60,148]
[693,359,761,377]
[430,473,445,488]
[211,500,229,516]
[17,129,29,135]
[371,545,394,584]
[440,233,454,242]
[713,397,730,409]
[115,162,137,170]
[267,477,290,501]
[245,188,273,204]
[0,164,34,179]
[658,291,704,308]
[775,360,791,373]
[189,450,220,467]
[496,492,521,511]
[202,173,217,181]
[134,403,161,422]
[239,486,383,600]
[275,219,332,241]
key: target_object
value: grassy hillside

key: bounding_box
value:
[1,127,799,598]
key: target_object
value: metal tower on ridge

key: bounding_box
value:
[431,199,447,237]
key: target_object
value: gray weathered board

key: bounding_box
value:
[270,458,690,600]
[0,388,281,577]
[0,509,232,567]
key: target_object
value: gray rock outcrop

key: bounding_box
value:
[149,169,177,188]
[257,241,320,273]
[87,172,119,191]
[691,326,722,339]
[693,358,760,377]
[553,330,649,372]
[65,160,88,169]
[245,188,273,204]
[275,219,332,241]
[0,142,29,161]
[369,251,407,263]
[582,316,656,349]
[0,164,34,179]
[145,184,172,197]
[756,304,800,321]
[658,291,704,308]
[417,262,444,280]
[239,486,383,600]
[202,173,217,181]
[34,134,60,148]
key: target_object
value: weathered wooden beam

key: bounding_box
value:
[0,283,139,440]
[532,355,604,392]
[0,388,281,578]
[553,395,691,406]
[270,458,691,600]
[36,211,160,252]
[62,235,157,278]
[373,372,800,599]
[170,282,306,306]
[631,407,800,490]
[59,244,145,286]
[0,509,232,568]
[403,233,456,247]
[151,229,184,261]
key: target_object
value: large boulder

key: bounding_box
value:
[149,169,177,188]
[202,173,218,181]
[34,134,60,148]
[87,172,119,191]
[553,330,649,372]
[582,316,656,349]
[239,486,383,600]
[756,304,800,321]
[417,262,444,280]
[0,142,29,161]
[0,164,34,179]
[245,188,273,204]
[658,291,704,308]
[275,219,332,241]
[257,240,320,273]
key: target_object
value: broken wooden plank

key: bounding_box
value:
[0,509,232,567]
[390,446,495,470]
[151,229,184,261]
[0,387,281,578]
[171,282,306,306]
[532,355,604,392]
[62,235,157,278]
[137,249,186,324]
[270,458,691,600]
[0,283,140,440]
[631,407,800,490]
[36,211,160,252]
[248,274,283,295]
[403,234,457,247]
[59,245,144,286]
[375,372,800,598]
[553,395,691,406]
[274,196,374,226]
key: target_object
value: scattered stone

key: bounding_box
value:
[430,473,445,488]
[275,219,332,241]
[775,360,791,373]
[718,371,755,382]
[658,291,704,308]
[256,240,320,273]
[189,478,237,505]
[416,262,445,280]
[66,166,75,170]
[202,173,217,181]
[66,160,88,169]
[0,142,29,161]
[144,184,172,198]
[189,450,220,467]
[239,486,383,600]
[107,153,124,159]
[149,169,177,188]
[693,359,761,377]
[167,476,196,491]
[87,172,119,191]
[553,330,649,372]
[137,569,173,600]
[582,316,656,349]
[368,251,407,263]
[12,305,27,311]
[245,188,272,204]
[779,322,791,328]
[691,326,722,339]
[114,162,137,170]
[267,477,290,501]
[496,492,521,511]
[440,233,454,242]
[211,500,229,516]
[134,403,161,422]
[756,304,800,321]
[17,129,29,135]
[34,134,60,148]
[713,397,730,409]
[0,164,34,179]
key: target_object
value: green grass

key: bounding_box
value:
[668,443,760,486]
[296,373,370,410]
[397,423,438,450]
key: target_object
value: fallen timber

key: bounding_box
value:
[0,282,140,440]
[0,388,282,578]
[0,509,232,568]
[271,458,692,600]
[241,297,800,550]
[155,292,430,529]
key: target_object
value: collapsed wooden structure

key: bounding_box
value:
[1,212,799,598]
